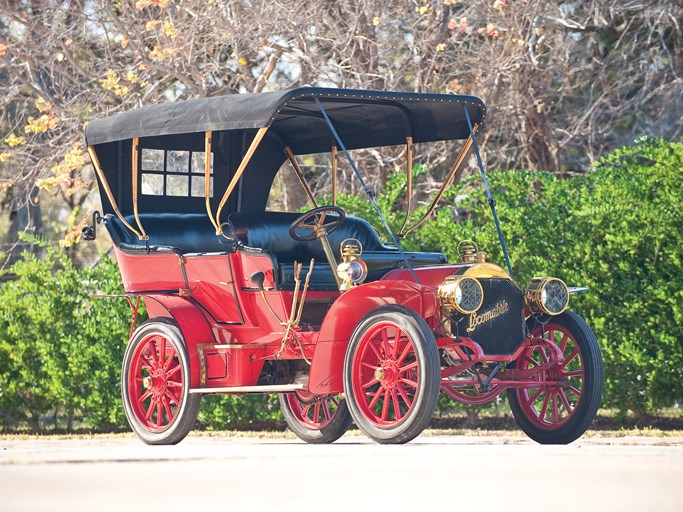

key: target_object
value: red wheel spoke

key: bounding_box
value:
[396,383,413,409]
[330,396,339,408]
[138,389,153,404]
[361,361,378,370]
[538,346,549,364]
[380,389,390,421]
[559,389,573,413]
[552,394,560,423]
[163,396,173,422]
[145,397,156,420]
[322,400,331,421]
[313,402,321,424]
[391,389,402,421]
[166,364,182,378]
[380,329,391,358]
[397,343,413,365]
[156,400,163,427]
[163,349,177,371]
[362,378,379,389]
[562,348,579,368]
[525,356,540,368]
[539,392,550,421]
[528,388,543,404]
[564,370,583,378]
[559,333,569,352]
[368,385,385,409]
[392,331,402,359]
[301,404,311,418]
[399,377,417,388]
[369,341,383,362]
[164,388,180,405]
[400,361,418,373]
[569,385,582,398]
[160,340,166,367]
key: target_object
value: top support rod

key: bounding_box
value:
[314,97,421,285]
[463,105,514,278]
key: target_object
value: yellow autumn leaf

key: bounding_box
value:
[145,20,161,30]
[372,16,380,26]
[0,151,11,163]
[436,43,446,52]
[135,0,154,9]
[5,134,26,147]
[238,56,248,66]
[35,97,53,113]
[0,44,7,57]
[100,70,119,91]
[121,36,129,49]
[127,70,140,83]
[162,20,178,38]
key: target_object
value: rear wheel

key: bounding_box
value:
[279,391,352,444]
[508,311,603,444]
[343,305,440,444]
[122,319,200,445]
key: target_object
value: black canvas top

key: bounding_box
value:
[85,87,486,153]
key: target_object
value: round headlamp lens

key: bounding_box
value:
[541,279,569,314]
[347,260,367,283]
[438,276,484,314]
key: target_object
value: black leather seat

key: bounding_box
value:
[104,213,232,254]
[228,212,447,290]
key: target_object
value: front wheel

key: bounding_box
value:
[279,391,352,443]
[507,311,603,444]
[343,305,440,444]
[122,319,200,445]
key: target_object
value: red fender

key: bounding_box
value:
[144,295,216,388]
[308,280,439,394]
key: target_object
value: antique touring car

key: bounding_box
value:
[84,87,603,445]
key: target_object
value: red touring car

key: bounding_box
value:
[84,87,603,445]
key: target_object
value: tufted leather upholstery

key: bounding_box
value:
[104,211,447,290]
[228,212,447,290]
[104,213,233,254]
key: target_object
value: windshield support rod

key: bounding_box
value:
[463,106,514,278]
[131,138,149,240]
[87,145,144,239]
[314,97,421,285]
[204,131,219,231]
[398,136,414,234]
[284,147,318,208]
[399,130,476,238]
[215,127,269,237]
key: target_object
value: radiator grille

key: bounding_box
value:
[448,278,526,356]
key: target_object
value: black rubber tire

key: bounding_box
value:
[507,311,604,444]
[279,393,353,444]
[122,319,200,445]
[343,304,440,444]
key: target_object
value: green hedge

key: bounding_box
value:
[337,137,683,414]
[0,138,680,431]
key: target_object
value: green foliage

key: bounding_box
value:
[338,137,683,414]
[0,242,131,431]
[1,139,680,432]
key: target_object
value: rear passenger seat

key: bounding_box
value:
[104,211,447,291]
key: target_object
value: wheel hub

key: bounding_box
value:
[375,361,399,389]
[149,369,168,397]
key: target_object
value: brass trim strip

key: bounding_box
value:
[131,137,149,240]
[398,136,413,234]
[331,146,338,206]
[86,145,143,238]
[285,146,318,208]
[401,126,477,237]
[189,383,305,394]
[215,127,269,235]
[204,130,219,231]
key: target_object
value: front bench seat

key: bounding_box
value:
[227,212,447,291]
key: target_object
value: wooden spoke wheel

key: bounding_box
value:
[508,311,603,444]
[343,305,440,444]
[122,319,200,445]
[279,390,352,444]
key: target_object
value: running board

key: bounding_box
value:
[189,383,305,394]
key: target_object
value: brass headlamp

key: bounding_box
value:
[337,238,368,291]
[438,275,484,314]
[525,277,569,316]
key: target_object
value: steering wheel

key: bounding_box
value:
[289,206,347,242]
